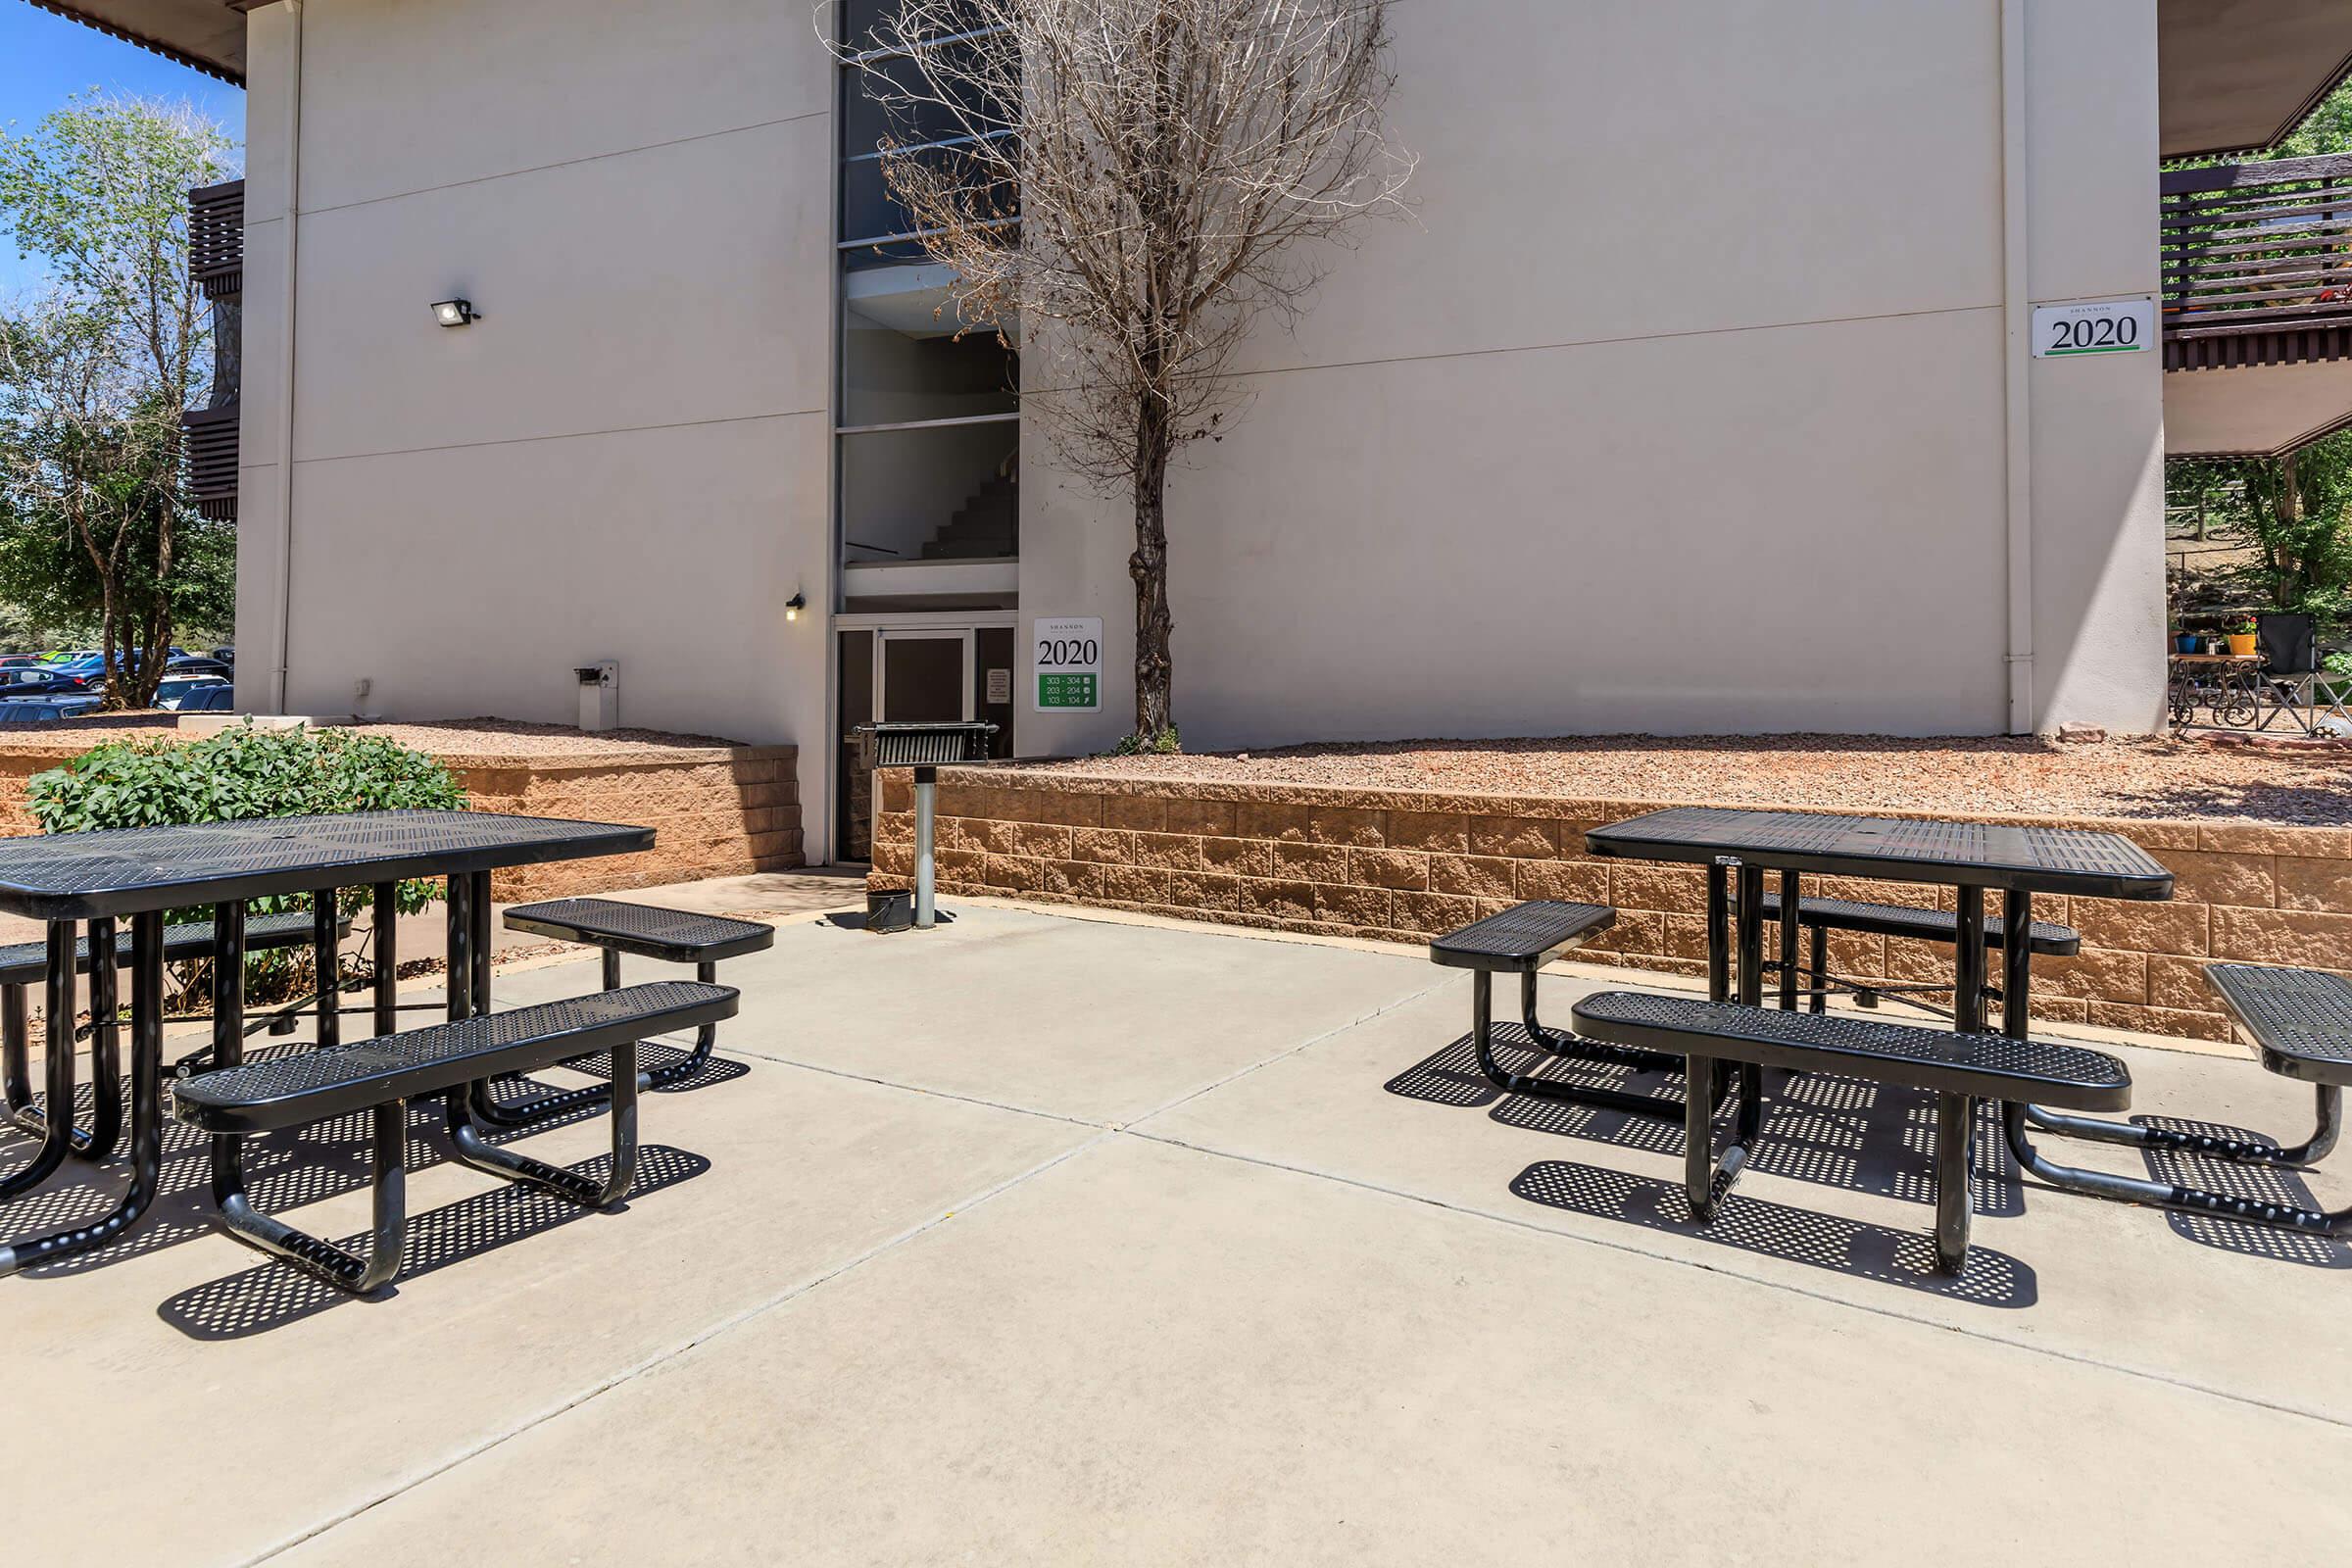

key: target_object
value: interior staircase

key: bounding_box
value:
[920,472,1018,560]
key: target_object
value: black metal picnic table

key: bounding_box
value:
[1585,807,2192,1194]
[0,809,651,1275]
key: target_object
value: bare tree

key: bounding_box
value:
[831,0,1412,744]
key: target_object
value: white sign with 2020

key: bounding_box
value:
[1033,617,1102,712]
[2031,297,2155,360]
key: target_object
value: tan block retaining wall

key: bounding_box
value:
[0,739,803,901]
[872,767,2352,1043]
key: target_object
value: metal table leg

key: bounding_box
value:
[372,883,398,1036]
[1,920,125,1162]
[1776,869,1799,1010]
[2013,880,2340,1166]
[1683,874,1768,1222]
[1468,967,1724,1124]
[1997,888,2352,1232]
[1951,885,1986,1035]
[0,912,168,1273]
[0,925,77,1203]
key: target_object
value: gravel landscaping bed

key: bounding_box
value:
[0,716,751,760]
[1020,734,2352,826]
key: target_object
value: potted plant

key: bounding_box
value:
[2226,616,2259,657]
[2174,629,2199,655]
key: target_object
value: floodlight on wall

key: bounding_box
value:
[785,592,807,622]
[431,298,479,328]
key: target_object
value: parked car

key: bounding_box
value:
[165,656,232,679]
[153,675,228,710]
[0,697,100,725]
[2,667,96,695]
[175,683,234,712]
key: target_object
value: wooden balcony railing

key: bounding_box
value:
[184,178,243,520]
[2163,154,2352,369]
[188,177,243,300]
[182,405,240,521]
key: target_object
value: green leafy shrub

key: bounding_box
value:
[28,721,466,1001]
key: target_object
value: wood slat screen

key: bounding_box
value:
[182,405,239,521]
[2163,155,2352,370]
[188,177,243,300]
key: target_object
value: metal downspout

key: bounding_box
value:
[271,1,304,712]
[2001,0,2036,734]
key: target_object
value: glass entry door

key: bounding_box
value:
[837,627,1014,862]
[879,630,973,724]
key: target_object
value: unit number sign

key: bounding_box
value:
[1034,617,1102,711]
[2031,297,2154,359]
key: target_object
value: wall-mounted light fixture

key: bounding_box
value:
[784,592,808,622]
[431,298,479,328]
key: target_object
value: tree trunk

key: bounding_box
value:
[1130,398,1175,742]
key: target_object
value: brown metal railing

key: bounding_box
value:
[2163,154,2352,370]
[182,405,239,521]
[188,178,243,300]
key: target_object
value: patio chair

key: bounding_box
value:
[2254,612,2337,733]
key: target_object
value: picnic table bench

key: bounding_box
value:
[1752,890,2078,1014]
[1430,901,1733,1123]
[478,898,774,1128]
[175,980,739,1293]
[1573,991,2132,1274]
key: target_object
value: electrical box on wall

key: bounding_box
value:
[575,662,617,732]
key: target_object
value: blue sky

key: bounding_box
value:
[0,3,244,295]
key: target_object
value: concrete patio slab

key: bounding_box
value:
[2,901,2346,1565]
[277,1135,2352,1567]
[1137,968,2352,1424]
[1,1038,1090,1565]
[569,901,1448,1126]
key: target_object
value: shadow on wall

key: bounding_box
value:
[2034,424,2169,735]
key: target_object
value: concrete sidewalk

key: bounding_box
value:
[1,900,2346,1564]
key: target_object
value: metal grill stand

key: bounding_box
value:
[854,722,999,931]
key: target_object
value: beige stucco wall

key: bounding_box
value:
[234,0,839,837]
[235,0,2174,866]
[1017,0,2168,753]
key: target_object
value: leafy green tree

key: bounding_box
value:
[0,95,234,702]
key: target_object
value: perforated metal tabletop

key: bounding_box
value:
[1584,806,2173,900]
[0,809,653,919]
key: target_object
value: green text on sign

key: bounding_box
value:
[1038,673,1099,710]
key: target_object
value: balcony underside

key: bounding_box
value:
[26,1,248,84]
[2166,357,2352,457]
[2161,0,2352,159]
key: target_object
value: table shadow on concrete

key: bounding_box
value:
[1388,1029,2024,1216]
[2134,1116,2352,1270]
[157,1145,711,1341]
[1507,1158,2037,1307]
[0,1042,741,1280]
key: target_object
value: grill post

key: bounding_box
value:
[850,720,999,934]
[913,764,940,929]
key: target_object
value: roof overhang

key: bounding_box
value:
[24,1,250,86]
[2162,1,2352,159]
[2165,359,2352,458]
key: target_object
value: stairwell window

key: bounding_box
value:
[833,2,1020,582]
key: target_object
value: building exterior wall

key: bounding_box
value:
[234,0,840,832]
[236,0,2173,865]
[1017,0,2168,755]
